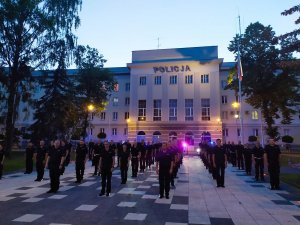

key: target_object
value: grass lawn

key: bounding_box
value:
[281,174,300,189]
[3,151,26,174]
[280,154,300,167]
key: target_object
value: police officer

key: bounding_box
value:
[213,139,227,188]
[156,142,173,199]
[75,140,88,183]
[265,139,281,190]
[0,143,5,180]
[92,140,103,176]
[99,141,115,196]
[24,141,35,174]
[243,143,253,175]
[64,141,72,167]
[138,140,146,172]
[229,141,237,167]
[130,141,139,177]
[253,141,265,181]
[146,141,153,169]
[236,141,244,170]
[119,143,130,184]
[59,140,67,175]
[45,140,66,193]
[34,140,48,181]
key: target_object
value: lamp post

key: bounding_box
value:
[87,104,95,142]
[232,102,240,143]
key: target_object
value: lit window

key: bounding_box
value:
[201,74,209,83]
[138,100,146,121]
[252,111,259,120]
[113,97,118,106]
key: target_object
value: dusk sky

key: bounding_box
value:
[75,1,299,67]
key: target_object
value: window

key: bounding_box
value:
[221,111,228,120]
[154,76,161,85]
[252,111,259,120]
[125,97,130,105]
[169,99,177,121]
[114,84,119,92]
[201,98,210,121]
[113,112,118,121]
[222,128,229,137]
[170,75,177,84]
[153,100,162,121]
[100,112,106,120]
[185,99,193,121]
[253,129,259,136]
[124,128,128,135]
[284,129,290,136]
[100,128,105,133]
[185,75,193,84]
[125,83,130,91]
[221,80,227,89]
[221,95,227,104]
[125,112,129,120]
[237,128,241,137]
[113,97,118,106]
[138,100,146,121]
[201,74,209,83]
[112,128,117,135]
[140,76,146,85]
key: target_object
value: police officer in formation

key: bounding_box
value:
[98,141,115,196]
[243,143,252,175]
[213,139,227,187]
[0,143,5,180]
[92,140,103,176]
[119,143,130,184]
[156,142,174,199]
[265,139,281,190]
[34,140,48,181]
[24,141,35,174]
[253,141,265,181]
[75,140,88,183]
[130,141,139,177]
[138,140,146,172]
[46,139,66,193]
[236,141,244,170]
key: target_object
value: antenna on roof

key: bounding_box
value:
[157,37,161,49]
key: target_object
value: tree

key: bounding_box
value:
[228,22,300,138]
[29,40,77,140]
[0,0,82,153]
[74,45,116,138]
[279,5,300,56]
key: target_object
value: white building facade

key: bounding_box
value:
[6,46,300,146]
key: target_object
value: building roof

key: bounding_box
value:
[131,46,220,64]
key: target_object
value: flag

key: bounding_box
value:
[237,56,243,81]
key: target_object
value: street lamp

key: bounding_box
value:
[88,104,95,112]
[87,104,95,142]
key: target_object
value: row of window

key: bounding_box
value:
[221,110,259,120]
[138,99,210,121]
[222,128,290,137]
[140,74,209,86]
[98,127,127,136]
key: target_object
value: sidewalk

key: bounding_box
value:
[0,156,299,225]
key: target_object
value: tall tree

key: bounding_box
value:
[29,40,77,140]
[228,22,300,138]
[0,0,82,153]
[74,45,116,138]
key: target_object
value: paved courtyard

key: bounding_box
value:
[0,156,300,225]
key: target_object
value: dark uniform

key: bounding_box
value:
[75,143,88,183]
[35,145,48,181]
[92,142,103,176]
[156,147,173,198]
[265,144,281,189]
[59,143,67,175]
[117,142,122,167]
[119,146,130,184]
[131,144,139,177]
[236,144,244,170]
[229,143,237,167]
[99,146,115,196]
[243,146,252,175]
[25,145,35,174]
[0,146,4,179]
[213,145,227,187]
[146,144,153,169]
[138,142,146,172]
[253,145,264,180]
[47,146,66,193]
[64,142,72,167]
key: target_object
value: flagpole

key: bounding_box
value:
[237,15,244,144]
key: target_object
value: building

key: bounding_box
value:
[5,46,300,146]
